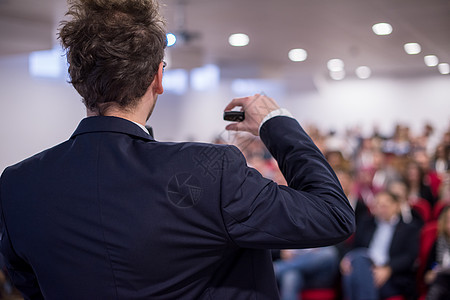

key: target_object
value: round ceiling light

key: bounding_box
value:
[228,33,250,47]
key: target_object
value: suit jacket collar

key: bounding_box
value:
[71,116,155,142]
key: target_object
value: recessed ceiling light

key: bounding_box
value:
[355,66,371,79]
[327,59,344,72]
[288,48,308,62]
[424,55,439,67]
[404,42,421,55]
[228,33,249,47]
[166,33,177,47]
[330,70,345,81]
[438,63,450,75]
[372,23,393,35]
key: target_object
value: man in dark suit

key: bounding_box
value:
[340,191,420,300]
[0,0,355,299]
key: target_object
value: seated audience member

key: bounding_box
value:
[340,191,420,300]
[383,124,411,156]
[335,168,370,261]
[305,125,327,155]
[415,150,442,200]
[424,206,450,300]
[354,167,378,212]
[274,246,339,300]
[335,168,369,225]
[388,179,424,227]
[405,160,437,208]
[438,171,450,204]
[414,123,438,156]
[325,150,348,172]
[355,137,377,171]
[371,150,401,192]
[432,143,449,177]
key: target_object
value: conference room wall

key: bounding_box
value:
[1,54,449,173]
[285,75,450,138]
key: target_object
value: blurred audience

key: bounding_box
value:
[335,168,369,225]
[438,172,450,204]
[433,143,449,177]
[388,179,424,227]
[383,124,411,156]
[225,121,449,212]
[404,160,437,208]
[218,121,449,299]
[414,150,442,199]
[273,247,339,300]
[424,206,450,300]
[371,150,401,193]
[340,191,420,300]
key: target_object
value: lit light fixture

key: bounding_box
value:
[372,23,393,35]
[29,47,65,78]
[166,33,177,47]
[288,48,308,62]
[330,70,345,81]
[327,58,344,72]
[404,42,421,55]
[355,66,371,79]
[228,33,249,47]
[424,55,439,67]
[438,63,450,75]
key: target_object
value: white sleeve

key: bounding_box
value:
[258,108,294,133]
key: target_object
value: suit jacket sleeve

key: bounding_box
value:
[0,178,44,300]
[220,116,355,249]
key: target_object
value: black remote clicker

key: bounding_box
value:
[223,111,245,122]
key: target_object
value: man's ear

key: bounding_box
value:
[152,61,164,95]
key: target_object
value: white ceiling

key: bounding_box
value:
[1,0,450,84]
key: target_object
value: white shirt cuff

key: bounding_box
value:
[258,108,294,133]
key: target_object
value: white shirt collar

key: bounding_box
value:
[131,121,150,135]
[376,214,400,226]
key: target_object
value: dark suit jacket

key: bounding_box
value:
[0,116,354,299]
[353,215,420,294]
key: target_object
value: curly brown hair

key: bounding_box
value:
[58,0,167,114]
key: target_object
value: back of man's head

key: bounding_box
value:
[59,0,167,115]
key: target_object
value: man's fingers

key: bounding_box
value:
[224,93,276,136]
[225,123,239,131]
[224,96,253,111]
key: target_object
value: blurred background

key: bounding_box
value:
[0,0,449,171]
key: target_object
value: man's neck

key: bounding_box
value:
[86,108,145,126]
[86,84,158,126]
[87,98,157,127]
[107,110,146,127]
